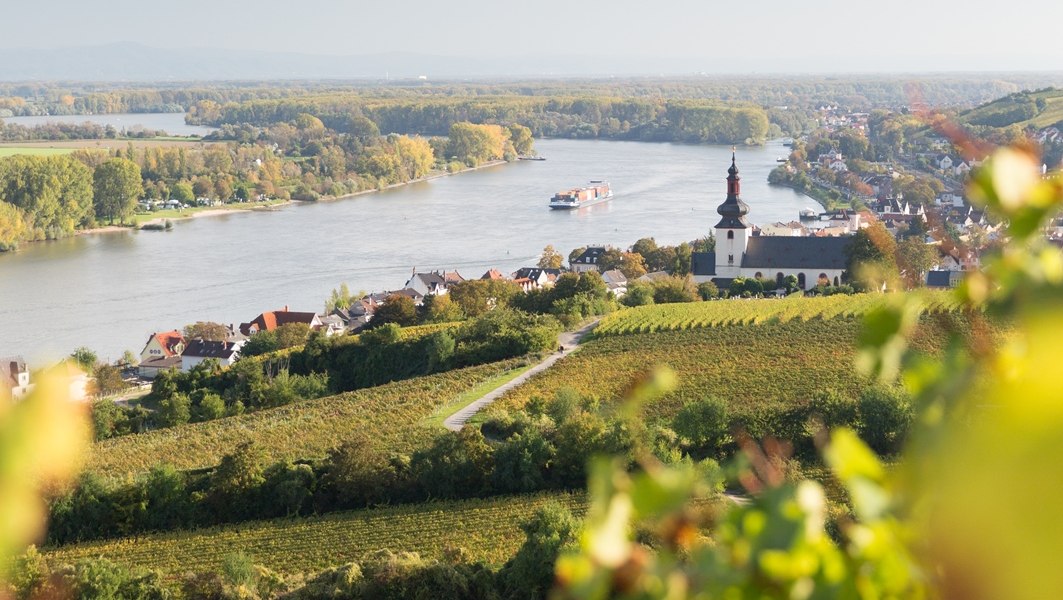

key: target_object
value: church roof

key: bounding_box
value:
[741,236,852,270]
[691,252,716,277]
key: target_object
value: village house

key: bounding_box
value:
[404,270,465,296]
[138,330,185,363]
[692,153,853,290]
[570,247,608,273]
[601,269,628,297]
[239,307,323,337]
[512,267,562,289]
[759,221,807,237]
[1,356,31,400]
[480,269,508,281]
[937,155,954,172]
[181,339,246,372]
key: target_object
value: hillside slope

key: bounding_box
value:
[89,358,527,479]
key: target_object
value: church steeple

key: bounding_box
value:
[715,149,750,229]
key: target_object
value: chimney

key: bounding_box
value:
[284,305,289,312]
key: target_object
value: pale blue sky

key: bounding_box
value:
[6,0,1062,72]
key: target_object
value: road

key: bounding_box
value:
[443,319,600,432]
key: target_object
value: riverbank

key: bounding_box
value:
[325,159,508,203]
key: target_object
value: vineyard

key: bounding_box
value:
[486,311,970,423]
[593,291,963,337]
[89,358,526,479]
[44,492,587,575]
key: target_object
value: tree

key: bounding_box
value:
[538,245,564,269]
[895,238,938,288]
[157,392,191,427]
[844,221,898,290]
[183,321,230,342]
[498,503,578,599]
[421,293,463,323]
[275,322,311,349]
[697,281,719,300]
[673,397,730,456]
[70,347,98,374]
[508,123,535,155]
[92,364,127,397]
[326,283,359,312]
[0,202,30,251]
[92,158,142,224]
[371,294,418,328]
[652,276,699,303]
[169,180,194,204]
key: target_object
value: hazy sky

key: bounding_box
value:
[5,0,1062,72]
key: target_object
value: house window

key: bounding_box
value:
[833,276,840,286]
[818,273,829,286]
[727,230,734,240]
[776,272,784,287]
[798,273,806,289]
[728,254,734,265]
[754,272,763,279]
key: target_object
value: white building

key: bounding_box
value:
[692,153,852,290]
[1,356,31,400]
[181,339,245,372]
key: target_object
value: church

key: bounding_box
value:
[691,153,852,289]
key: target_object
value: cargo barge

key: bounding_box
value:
[549,181,612,209]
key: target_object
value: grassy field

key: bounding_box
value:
[0,147,75,157]
[44,492,587,574]
[131,199,290,226]
[486,304,970,423]
[88,359,525,479]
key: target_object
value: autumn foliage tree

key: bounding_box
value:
[92,158,142,224]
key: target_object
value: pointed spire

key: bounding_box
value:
[715,151,750,229]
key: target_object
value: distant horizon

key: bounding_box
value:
[2,41,1063,83]
[2,0,1061,77]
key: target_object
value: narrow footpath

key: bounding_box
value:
[443,319,600,432]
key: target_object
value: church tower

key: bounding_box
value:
[714,150,750,279]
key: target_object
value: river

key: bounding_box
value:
[2,113,215,137]
[0,138,819,363]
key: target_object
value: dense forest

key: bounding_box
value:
[190,95,773,144]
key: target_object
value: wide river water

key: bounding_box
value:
[0,138,819,363]
[2,112,216,137]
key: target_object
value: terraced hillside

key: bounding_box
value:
[89,358,528,479]
[45,492,587,575]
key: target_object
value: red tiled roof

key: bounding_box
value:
[148,330,185,357]
[240,309,318,336]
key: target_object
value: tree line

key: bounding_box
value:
[190,95,772,145]
[0,154,141,249]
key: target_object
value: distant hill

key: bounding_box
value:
[957,88,1063,130]
[0,42,720,82]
